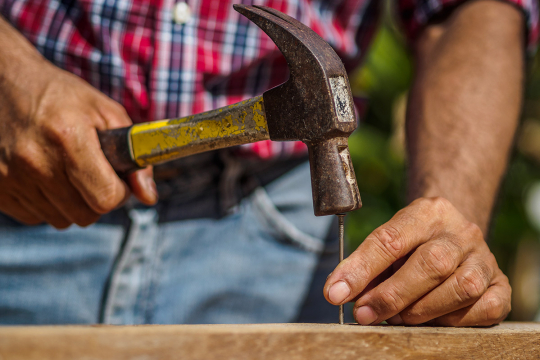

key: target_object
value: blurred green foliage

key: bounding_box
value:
[347,17,410,249]
[347,7,540,283]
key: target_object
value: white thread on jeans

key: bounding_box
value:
[251,187,324,254]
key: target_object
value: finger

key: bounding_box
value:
[8,138,102,227]
[36,102,130,215]
[39,173,101,227]
[94,98,133,129]
[399,254,496,325]
[351,255,410,302]
[352,239,467,325]
[324,197,461,306]
[0,195,43,225]
[392,255,409,273]
[352,265,394,302]
[64,123,130,215]
[5,141,72,228]
[125,166,158,205]
[67,75,132,130]
[64,99,133,214]
[15,188,72,229]
[429,272,511,327]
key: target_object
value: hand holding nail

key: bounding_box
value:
[324,197,511,327]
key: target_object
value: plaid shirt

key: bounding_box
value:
[1,0,538,159]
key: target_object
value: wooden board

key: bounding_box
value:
[0,322,539,360]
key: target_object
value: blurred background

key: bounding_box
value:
[347,2,540,321]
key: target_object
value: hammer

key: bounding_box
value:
[98,5,362,217]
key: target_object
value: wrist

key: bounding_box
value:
[407,184,491,235]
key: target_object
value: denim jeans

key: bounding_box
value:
[0,162,342,324]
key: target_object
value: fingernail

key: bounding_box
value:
[328,281,350,304]
[386,313,403,325]
[355,306,377,325]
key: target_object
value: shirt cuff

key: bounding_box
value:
[397,0,539,53]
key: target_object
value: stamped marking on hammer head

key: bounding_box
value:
[330,77,355,123]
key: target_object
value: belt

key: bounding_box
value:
[146,149,309,222]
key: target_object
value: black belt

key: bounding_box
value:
[148,149,309,222]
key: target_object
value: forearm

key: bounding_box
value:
[406,0,525,232]
[0,14,50,105]
[0,14,45,63]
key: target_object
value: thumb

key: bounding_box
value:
[95,98,156,205]
[125,166,158,205]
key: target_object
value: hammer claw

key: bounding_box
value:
[235,5,323,42]
[252,5,302,29]
[233,5,305,41]
[254,5,330,39]
[233,5,330,53]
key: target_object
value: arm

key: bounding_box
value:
[324,0,523,326]
[407,0,524,232]
[0,15,156,228]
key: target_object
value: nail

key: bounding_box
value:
[328,281,350,304]
[386,313,403,325]
[355,306,377,325]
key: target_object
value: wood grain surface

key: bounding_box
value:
[0,322,539,360]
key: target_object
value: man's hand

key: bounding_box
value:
[324,197,510,326]
[0,16,157,229]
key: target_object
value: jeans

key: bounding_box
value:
[0,162,341,324]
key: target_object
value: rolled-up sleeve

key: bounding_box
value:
[397,0,539,52]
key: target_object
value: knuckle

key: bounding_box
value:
[483,293,509,323]
[43,119,74,146]
[463,221,484,242]
[429,196,452,214]
[416,196,451,211]
[370,226,405,260]
[455,266,489,301]
[100,101,131,127]
[413,197,453,226]
[12,144,33,164]
[419,242,459,280]
[90,181,120,214]
[114,102,130,119]
[377,287,404,313]
[499,272,511,290]
[12,143,48,175]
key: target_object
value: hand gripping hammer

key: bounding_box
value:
[99,5,362,217]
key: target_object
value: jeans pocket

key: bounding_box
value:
[250,187,325,254]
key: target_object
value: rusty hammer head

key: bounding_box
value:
[234,5,362,216]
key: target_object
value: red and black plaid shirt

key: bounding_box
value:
[1,0,538,158]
